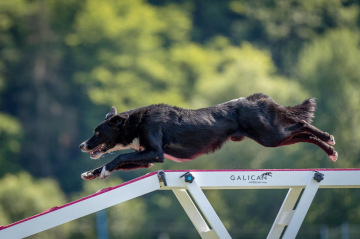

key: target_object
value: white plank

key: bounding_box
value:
[1,169,360,239]
[0,175,160,239]
[282,173,320,239]
[159,170,360,189]
[267,187,302,239]
[183,178,231,239]
[173,189,215,239]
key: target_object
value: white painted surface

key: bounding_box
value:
[277,210,296,226]
[158,170,360,189]
[0,174,160,239]
[202,229,221,239]
[267,187,302,239]
[1,169,360,239]
[282,172,321,239]
[182,178,232,239]
[173,189,215,239]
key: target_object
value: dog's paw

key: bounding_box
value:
[100,166,112,179]
[329,151,338,162]
[81,167,103,180]
[327,135,336,145]
[81,171,99,180]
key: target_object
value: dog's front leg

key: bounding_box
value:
[81,150,163,180]
[82,127,164,180]
[81,166,105,180]
[114,162,154,171]
[100,150,163,179]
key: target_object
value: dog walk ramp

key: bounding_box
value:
[1,169,360,239]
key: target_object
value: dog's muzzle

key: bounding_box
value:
[79,142,87,151]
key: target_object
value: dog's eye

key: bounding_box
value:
[95,132,100,136]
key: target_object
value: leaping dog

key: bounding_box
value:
[79,93,337,180]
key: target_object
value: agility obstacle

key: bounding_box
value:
[0,169,359,239]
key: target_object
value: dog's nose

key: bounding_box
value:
[79,143,85,149]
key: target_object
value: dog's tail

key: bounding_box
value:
[286,98,316,123]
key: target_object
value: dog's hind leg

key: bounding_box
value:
[289,120,335,145]
[281,133,338,161]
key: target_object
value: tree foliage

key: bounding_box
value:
[1,0,360,238]
[0,173,71,239]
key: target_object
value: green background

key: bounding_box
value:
[0,0,360,238]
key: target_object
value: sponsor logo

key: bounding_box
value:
[230,172,273,184]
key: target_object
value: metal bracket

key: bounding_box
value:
[180,171,195,183]
[157,170,167,186]
[313,170,324,182]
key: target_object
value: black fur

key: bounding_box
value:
[79,93,337,180]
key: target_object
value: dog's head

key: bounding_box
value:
[79,106,133,159]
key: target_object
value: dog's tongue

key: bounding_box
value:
[90,143,106,157]
[90,145,102,156]
[90,151,99,156]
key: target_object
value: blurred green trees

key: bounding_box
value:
[0,173,71,239]
[0,113,22,175]
[70,0,190,109]
[0,0,360,238]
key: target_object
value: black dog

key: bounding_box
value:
[79,93,337,180]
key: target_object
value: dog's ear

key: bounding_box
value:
[108,114,128,127]
[105,106,117,120]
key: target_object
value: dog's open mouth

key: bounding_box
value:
[90,143,106,157]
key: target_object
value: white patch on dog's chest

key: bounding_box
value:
[106,137,144,154]
[106,143,131,153]
[129,137,142,151]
